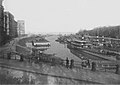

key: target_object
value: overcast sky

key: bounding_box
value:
[3,0,120,33]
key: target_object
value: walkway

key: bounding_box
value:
[0,59,120,84]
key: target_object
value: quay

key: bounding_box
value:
[0,58,120,84]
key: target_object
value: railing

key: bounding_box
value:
[0,52,119,74]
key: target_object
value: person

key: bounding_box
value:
[87,59,90,68]
[20,54,24,61]
[66,57,69,68]
[91,62,96,71]
[115,64,119,74]
[70,59,74,69]
[7,52,11,59]
[81,60,87,69]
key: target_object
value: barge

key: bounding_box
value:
[26,38,50,53]
[31,38,50,50]
[67,39,117,61]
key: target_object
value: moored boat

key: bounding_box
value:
[31,38,50,51]
[67,39,118,61]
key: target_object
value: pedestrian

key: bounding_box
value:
[20,54,24,61]
[87,59,90,68]
[91,62,96,71]
[115,64,119,74]
[81,61,86,69]
[7,52,11,60]
[70,59,74,69]
[66,57,69,68]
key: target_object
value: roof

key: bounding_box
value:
[73,39,87,43]
[34,38,49,43]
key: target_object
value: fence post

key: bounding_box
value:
[91,62,96,71]
[115,64,119,74]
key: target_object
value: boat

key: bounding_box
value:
[67,39,92,50]
[31,38,50,51]
[67,39,117,61]
[55,36,67,43]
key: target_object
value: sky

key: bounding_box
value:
[3,0,120,34]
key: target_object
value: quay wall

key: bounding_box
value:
[16,45,32,55]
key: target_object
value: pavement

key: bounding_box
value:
[0,58,120,84]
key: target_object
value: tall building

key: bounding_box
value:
[17,20,25,36]
[0,0,5,45]
[4,12,18,38]
[0,0,3,5]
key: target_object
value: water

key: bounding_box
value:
[26,35,105,61]
[44,35,104,61]
[44,35,82,62]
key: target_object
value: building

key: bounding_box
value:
[4,12,18,38]
[0,0,3,5]
[13,20,18,37]
[0,0,5,45]
[31,38,50,53]
[0,0,18,46]
[17,20,25,36]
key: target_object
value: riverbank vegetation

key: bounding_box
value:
[77,25,120,38]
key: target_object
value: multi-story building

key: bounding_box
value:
[17,20,25,36]
[0,0,18,46]
[0,0,5,45]
[4,12,18,38]
[13,20,18,37]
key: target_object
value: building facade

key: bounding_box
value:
[4,12,18,38]
[17,20,25,36]
[0,0,5,45]
[0,0,24,46]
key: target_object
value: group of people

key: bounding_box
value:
[65,57,74,69]
[65,57,91,69]
[65,57,95,70]
[65,57,120,74]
